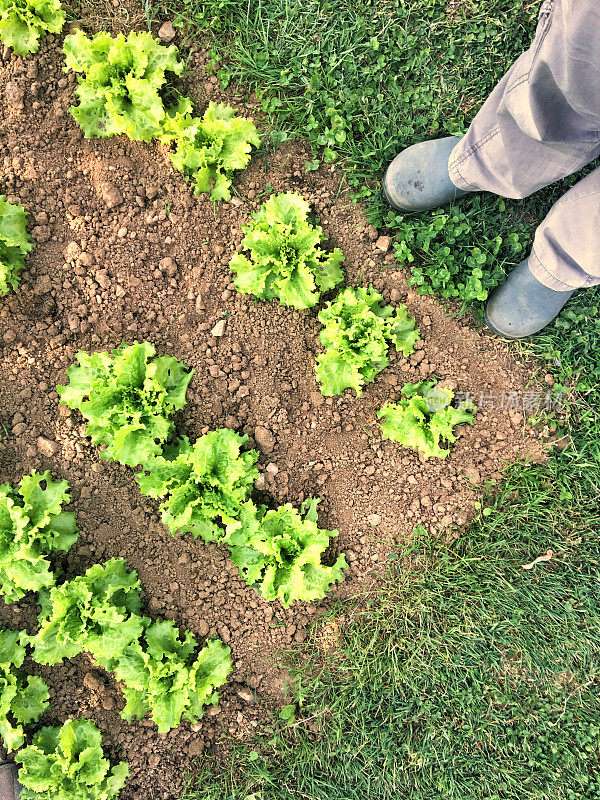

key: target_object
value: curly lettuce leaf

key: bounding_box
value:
[0,471,78,603]
[113,622,231,733]
[0,0,64,55]
[0,196,33,295]
[57,341,194,467]
[378,380,476,458]
[63,30,184,141]
[228,499,347,608]
[0,628,50,752]
[316,286,419,396]
[136,430,259,543]
[159,99,260,201]
[230,192,344,310]
[32,558,144,666]
[16,718,129,800]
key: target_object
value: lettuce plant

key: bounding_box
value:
[32,558,144,667]
[112,621,232,733]
[228,499,347,608]
[378,380,477,458]
[316,286,419,396]
[230,192,344,309]
[136,429,259,542]
[0,196,33,295]
[57,341,193,467]
[0,471,78,603]
[0,629,49,752]
[63,30,183,141]
[159,98,260,201]
[16,718,129,800]
[0,0,64,55]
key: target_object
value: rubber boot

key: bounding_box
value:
[485,258,575,339]
[383,136,472,211]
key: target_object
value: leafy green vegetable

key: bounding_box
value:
[159,98,260,201]
[32,558,144,667]
[316,286,419,396]
[0,0,64,55]
[0,195,33,295]
[112,622,232,733]
[63,29,183,141]
[0,628,49,752]
[0,471,78,603]
[378,380,476,458]
[228,499,347,608]
[230,192,344,309]
[136,429,259,542]
[57,341,193,467]
[16,718,129,800]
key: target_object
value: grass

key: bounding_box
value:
[134,0,600,795]
[184,451,600,800]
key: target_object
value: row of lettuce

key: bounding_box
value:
[0,8,476,455]
[1,471,231,799]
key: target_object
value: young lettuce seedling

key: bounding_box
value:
[57,341,193,467]
[16,718,129,800]
[159,98,260,202]
[0,0,64,55]
[0,196,33,295]
[230,192,344,309]
[0,628,49,752]
[378,380,476,458]
[316,285,419,396]
[0,471,78,603]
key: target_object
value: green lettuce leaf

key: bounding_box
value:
[316,286,419,396]
[0,196,33,295]
[16,718,129,800]
[63,29,184,141]
[230,192,344,309]
[378,380,477,458]
[0,628,50,752]
[113,622,231,733]
[136,429,259,542]
[32,558,144,666]
[0,471,78,603]
[228,499,347,608]
[159,99,260,201]
[0,0,64,55]
[57,341,194,466]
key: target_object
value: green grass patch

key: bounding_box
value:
[184,445,600,800]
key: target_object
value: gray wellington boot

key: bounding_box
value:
[383,136,472,212]
[485,258,575,339]
[0,762,20,799]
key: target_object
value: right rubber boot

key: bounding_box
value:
[383,136,473,212]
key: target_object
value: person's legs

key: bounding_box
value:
[384,0,600,210]
[529,167,600,290]
[485,166,600,338]
[449,0,600,199]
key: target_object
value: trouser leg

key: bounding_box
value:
[448,0,600,199]
[529,167,600,290]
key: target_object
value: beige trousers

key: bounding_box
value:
[449,0,600,290]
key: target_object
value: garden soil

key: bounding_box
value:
[0,26,547,800]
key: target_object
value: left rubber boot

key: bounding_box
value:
[383,136,472,212]
[485,258,575,339]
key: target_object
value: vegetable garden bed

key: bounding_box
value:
[0,20,546,800]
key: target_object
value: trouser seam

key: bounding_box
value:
[450,126,501,170]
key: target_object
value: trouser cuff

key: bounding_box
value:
[528,248,580,292]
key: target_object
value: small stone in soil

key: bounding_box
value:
[37,437,59,457]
